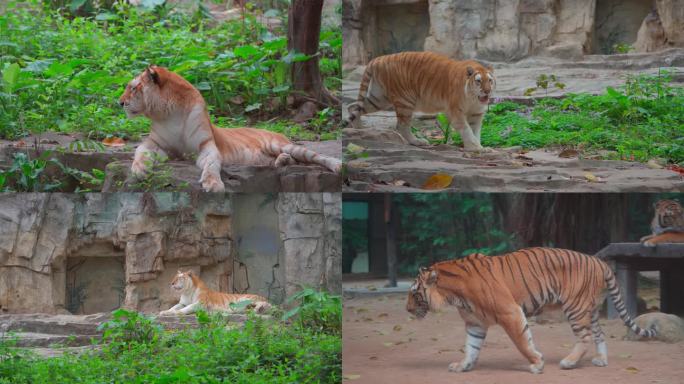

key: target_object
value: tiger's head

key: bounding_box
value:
[655,199,683,228]
[170,270,196,293]
[465,63,495,105]
[406,266,437,319]
[119,65,200,120]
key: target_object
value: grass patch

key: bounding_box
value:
[0,1,340,141]
[443,71,684,163]
[0,289,341,383]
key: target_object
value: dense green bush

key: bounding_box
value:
[0,0,341,141]
[476,71,684,163]
[0,289,341,383]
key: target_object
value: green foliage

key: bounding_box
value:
[127,153,189,191]
[481,71,684,163]
[524,73,565,96]
[0,289,341,383]
[393,194,516,275]
[0,150,104,192]
[0,1,341,141]
[435,112,451,144]
[613,43,634,54]
[283,287,341,335]
[97,308,162,354]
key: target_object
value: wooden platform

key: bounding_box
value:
[596,243,684,318]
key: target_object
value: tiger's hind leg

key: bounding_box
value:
[448,324,487,373]
[500,307,544,374]
[560,305,593,369]
[590,308,608,367]
[348,77,391,129]
[274,153,296,167]
[394,103,428,147]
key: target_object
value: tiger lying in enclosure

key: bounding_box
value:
[160,270,271,316]
[640,199,684,246]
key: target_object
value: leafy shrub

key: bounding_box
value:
[0,294,341,383]
[0,1,341,141]
[282,287,341,335]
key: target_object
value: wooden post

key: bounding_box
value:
[608,261,637,319]
[660,267,684,315]
[385,194,397,287]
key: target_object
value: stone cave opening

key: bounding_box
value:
[66,247,125,315]
[365,0,430,59]
[592,0,652,54]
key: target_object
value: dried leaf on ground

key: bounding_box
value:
[625,366,639,373]
[102,137,125,147]
[422,173,453,190]
[343,374,361,380]
[393,325,402,331]
[558,149,579,158]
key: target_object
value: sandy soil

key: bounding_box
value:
[342,293,684,384]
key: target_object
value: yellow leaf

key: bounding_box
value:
[383,342,394,347]
[343,374,361,380]
[647,159,664,169]
[393,324,402,331]
[422,173,453,190]
[346,143,366,154]
[625,366,639,373]
[584,172,600,182]
[102,137,125,147]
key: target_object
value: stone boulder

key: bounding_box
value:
[624,312,684,343]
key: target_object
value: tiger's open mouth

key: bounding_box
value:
[478,95,489,104]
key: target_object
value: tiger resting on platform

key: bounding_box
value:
[160,270,271,316]
[119,65,341,193]
[348,51,495,151]
[406,247,657,374]
[640,199,684,247]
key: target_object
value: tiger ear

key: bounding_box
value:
[466,66,474,76]
[427,270,437,285]
[146,65,160,85]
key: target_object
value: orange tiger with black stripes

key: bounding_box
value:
[347,51,494,151]
[640,199,684,246]
[406,247,656,374]
[160,270,271,316]
[119,66,341,192]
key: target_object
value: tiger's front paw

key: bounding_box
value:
[159,309,176,316]
[448,360,474,373]
[131,160,147,179]
[642,240,656,248]
[201,175,225,193]
[463,145,492,153]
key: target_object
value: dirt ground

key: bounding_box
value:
[343,293,684,384]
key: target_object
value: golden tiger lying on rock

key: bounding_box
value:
[407,247,656,374]
[160,270,271,316]
[119,65,341,193]
[640,199,684,246]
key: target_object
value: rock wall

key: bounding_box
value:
[343,0,684,68]
[0,193,341,314]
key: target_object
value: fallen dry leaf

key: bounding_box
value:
[619,353,632,359]
[625,366,639,374]
[343,374,361,380]
[393,325,402,332]
[102,137,125,147]
[355,308,368,314]
[666,164,684,176]
[382,342,394,347]
[558,149,579,158]
[584,172,601,182]
[346,143,366,154]
[647,159,664,169]
[377,313,388,318]
[422,173,453,190]
[369,356,378,360]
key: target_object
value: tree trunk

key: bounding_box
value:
[287,0,339,108]
[385,195,398,287]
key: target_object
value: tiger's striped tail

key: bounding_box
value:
[267,142,341,174]
[604,268,657,338]
[346,64,374,128]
